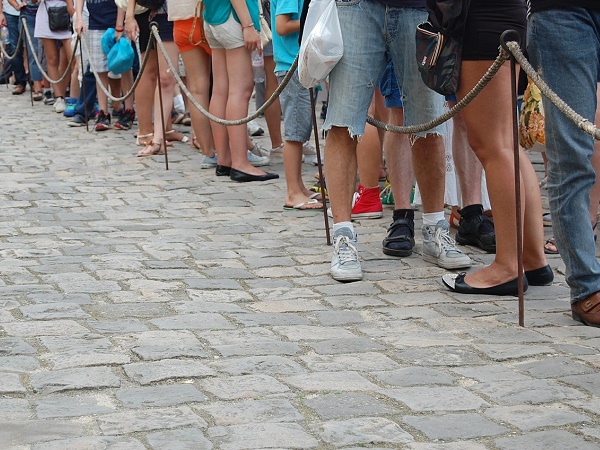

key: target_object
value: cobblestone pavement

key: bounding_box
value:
[1,87,599,450]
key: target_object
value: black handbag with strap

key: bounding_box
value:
[415,0,471,96]
[45,0,71,32]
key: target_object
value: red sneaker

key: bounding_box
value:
[351,184,383,219]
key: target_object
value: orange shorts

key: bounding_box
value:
[173,17,211,55]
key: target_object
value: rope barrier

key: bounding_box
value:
[12,19,600,144]
[0,19,24,61]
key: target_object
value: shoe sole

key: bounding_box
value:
[382,246,413,257]
[250,161,270,167]
[351,212,383,219]
[422,253,472,270]
[455,234,496,253]
[331,271,363,282]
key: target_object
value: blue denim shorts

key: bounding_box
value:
[324,1,445,138]
[379,59,403,108]
[276,70,313,143]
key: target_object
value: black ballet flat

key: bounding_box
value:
[215,165,231,176]
[442,272,527,296]
[525,264,554,286]
[229,168,279,182]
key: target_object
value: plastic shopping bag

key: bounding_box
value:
[298,0,343,89]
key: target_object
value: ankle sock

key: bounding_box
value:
[393,209,414,221]
[422,212,445,226]
[333,222,354,235]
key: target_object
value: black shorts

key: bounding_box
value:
[462,0,526,61]
[136,11,174,52]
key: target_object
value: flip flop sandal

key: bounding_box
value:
[32,91,44,101]
[544,237,559,255]
[283,199,323,211]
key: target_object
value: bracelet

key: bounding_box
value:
[115,27,124,32]
[242,23,254,30]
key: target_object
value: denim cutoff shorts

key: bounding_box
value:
[324,1,445,138]
[276,70,313,143]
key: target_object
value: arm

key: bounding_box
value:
[275,13,299,36]
[115,7,124,40]
[124,0,139,42]
[231,0,260,51]
[66,0,75,17]
[74,0,85,35]
[7,0,25,12]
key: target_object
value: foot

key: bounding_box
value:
[12,85,25,95]
[442,272,525,296]
[544,237,558,255]
[382,216,415,257]
[284,195,323,210]
[571,292,600,327]
[136,132,154,146]
[455,205,496,253]
[331,227,362,282]
[165,130,189,143]
[422,220,472,269]
[137,141,163,157]
[350,184,383,219]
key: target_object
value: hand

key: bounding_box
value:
[242,26,260,52]
[74,17,85,35]
[0,12,6,26]
[124,16,138,42]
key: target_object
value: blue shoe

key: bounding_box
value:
[62,97,78,117]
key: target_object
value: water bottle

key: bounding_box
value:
[1,26,9,46]
[251,48,265,83]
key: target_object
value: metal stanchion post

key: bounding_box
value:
[501,30,525,326]
[79,37,90,132]
[309,87,331,245]
[151,23,168,170]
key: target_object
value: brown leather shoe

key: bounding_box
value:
[571,292,600,327]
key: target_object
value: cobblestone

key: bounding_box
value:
[0,88,599,448]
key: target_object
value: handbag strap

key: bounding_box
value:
[189,0,207,47]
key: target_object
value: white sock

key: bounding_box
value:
[333,221,354,235]
[422,212,445,226]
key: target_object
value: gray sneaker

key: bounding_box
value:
[331,227,363,281]
[422,219,472,269]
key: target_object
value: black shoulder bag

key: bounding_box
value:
[45,0,71,32]
[415,0,471,96]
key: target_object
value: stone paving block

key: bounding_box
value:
[32,436,147,450]
[209,355,307,376]
[0,420,84,446]
[208,423,319,449]
[310,311,367,326]
[19,303,90,320]
[314,417,414,447]
[1,320,90,337]
[472,379,586,405]
[1,373,27,394]
[515,357,596,378]
[403,413,508,440]
[200,398,303,425]
[306,338,386,354]
[433,303,509,318]
[304,393,398,420]
[271,325,359,341]
[380,386,489,411]
[30,367,121,394]
[425,316,505,332]
[184,279,244,290]
[248,299,327,313]
[451,365,532,382]
[484,404,591,431]
[494,429,600,450]
[0,399,31,420]
[42,272,121,293]
[323,295,388,309]
[171,300,247,314]
[198,374,290,400]
[214,341,302,357]
[568,398,600,415]
[188,290,254,303]
[97,406,206,435]
[405,443,488,450]
[85,318,149,334]
[116,384,208,408]
[560,373,600,396]
[89,302,172,318]
[124,359,216,385]
[146,428,213,450]
[284,371,380,392]
[474,344,557,361]
[229,313,312,326]
[380,291,456,307]
[38,335,130,369]
[395,347,486,366]
[372,367,455,387]
[150,313,236,331]
[300,352,401,372]
[577,425,600,441]
[466,327,553,344]
[0,355,40,372]
[35,395,116,419]
[119,330,209,360]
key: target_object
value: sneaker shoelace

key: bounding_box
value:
[334,235,358,264]
[435,227,462,255]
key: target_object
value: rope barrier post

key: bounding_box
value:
[309,87,331,246]
[151,23,169,170]
[78,37,90,132]
[501,31,525,327]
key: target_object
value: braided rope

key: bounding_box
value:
[0,20,24,61]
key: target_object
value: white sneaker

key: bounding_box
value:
[249,143,270,158]
[271,143,284,154]
[247,119,264,137]
[53,97,67,113]
[247,150,270,167]
[331,227,363,281]
[200,154,218,169]
[302,142,320,165]
[422,220,472,269]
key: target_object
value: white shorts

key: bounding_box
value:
[204,12,244,50]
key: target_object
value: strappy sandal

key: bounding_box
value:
[165,129,189,143]
[137,141,164,157]
[136,132,154,146]
[544,237,559,255]
[33,91,44,101]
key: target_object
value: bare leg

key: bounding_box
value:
[209,48,230,167]
[326,126,358,224]
[263,55,283,149]
[135,49,158,145]
[357,91,385,189]
[384,107,413,209]
[412,133,445,214]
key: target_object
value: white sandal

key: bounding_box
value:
[135,132,154,146]
[165,130,189,143]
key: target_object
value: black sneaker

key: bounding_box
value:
[68,113,87,127]
[43,90,55,105]
[95,110,111,131]
[455,204,496,253]
[114,108,135,130]
[382,216,415,257]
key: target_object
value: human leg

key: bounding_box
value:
[209,48,231,169]
[528,8,600,305]
[6,13,26,88]
[134,49,157,147]
[263,54,283,150]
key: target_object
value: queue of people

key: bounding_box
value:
[1,0,599,327]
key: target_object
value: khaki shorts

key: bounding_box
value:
[204,12,244,50]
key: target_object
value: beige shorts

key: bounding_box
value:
[204,12,244,50]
